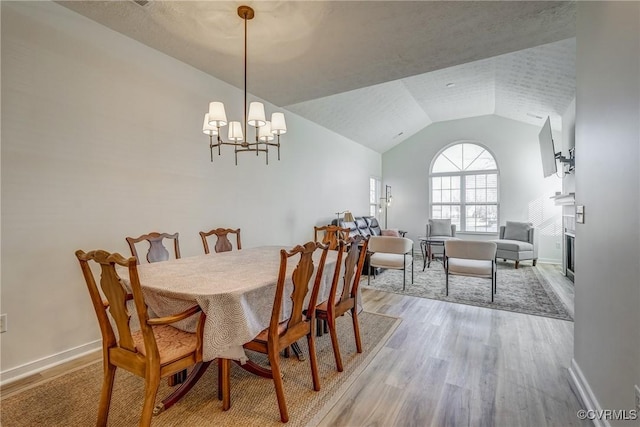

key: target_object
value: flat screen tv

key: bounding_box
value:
[538,116,557,178]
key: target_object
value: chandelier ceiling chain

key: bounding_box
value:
[202,5,287,166]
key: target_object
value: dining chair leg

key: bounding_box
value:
[306,332,321,391]
[97,362,117,427]
[326,316,344,372]
[351,307,363,354]
[220,358,231,410]
[140,373,160,427]
[267,348,289,423]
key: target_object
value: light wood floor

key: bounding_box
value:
[318,262,588,427]
[3,263,587,426]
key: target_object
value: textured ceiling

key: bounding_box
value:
[58,1,577,153]
[288,38,576,153]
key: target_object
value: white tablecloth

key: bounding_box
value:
[119,246,339,362]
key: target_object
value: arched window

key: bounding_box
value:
[430,142,499,233]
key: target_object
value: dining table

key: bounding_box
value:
[118,245,340,414]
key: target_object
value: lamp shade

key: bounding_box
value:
[228,121,244,141]
[258,121,274,142]
[271,112,287,135]
[343,211,354,222]
[247,102,266,127]
[208,102,228,127]
[202,114,218,136]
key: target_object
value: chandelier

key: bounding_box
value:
[202,5,287,165]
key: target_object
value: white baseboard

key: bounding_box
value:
[569,358,605,427]
[538,258,561,264]
[0,340,102,386]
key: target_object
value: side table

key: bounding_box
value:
[418,237,447,270]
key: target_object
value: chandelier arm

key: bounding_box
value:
[236,147,267,153]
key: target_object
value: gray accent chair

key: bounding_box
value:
[492,221,538,269]
[425,218,458,259]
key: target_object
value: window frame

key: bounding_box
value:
[369,176,381,219]
[429,141,500,234]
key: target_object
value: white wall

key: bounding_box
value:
[561,99,576,275]
[382,114,562,263]
[573,2,640,424]
[0,2,380,381]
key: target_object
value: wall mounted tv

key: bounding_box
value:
[538,116,575,178]
[538,116,557,177]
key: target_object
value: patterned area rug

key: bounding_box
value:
[362,261,572,321]
[1,312,401,427]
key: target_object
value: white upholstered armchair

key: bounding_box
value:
[367,236,414,290]
[444,240,497,302]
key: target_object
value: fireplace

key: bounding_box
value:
[565,233,575,281]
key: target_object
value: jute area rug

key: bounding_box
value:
[362,261,572,321]
[1,312,400,427]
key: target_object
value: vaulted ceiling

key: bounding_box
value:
[58,1,577,153]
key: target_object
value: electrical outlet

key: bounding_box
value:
[0,314,7,333]
[635,385,640,411]
[556,242,561,249]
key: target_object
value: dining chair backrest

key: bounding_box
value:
[77,249,144,354]
[126,232,181,264]
[330,235,368,308]
[273,241,329,336]
[199,228,242,254]
[314,225,350,250]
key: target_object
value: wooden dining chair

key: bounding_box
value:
[126,232,181,264]
[313,225,350,250]
[75,249,205,427]
[315,235,368,372]
[126,231,185,384]
[199,228,242,254]
[218,241,329,423]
